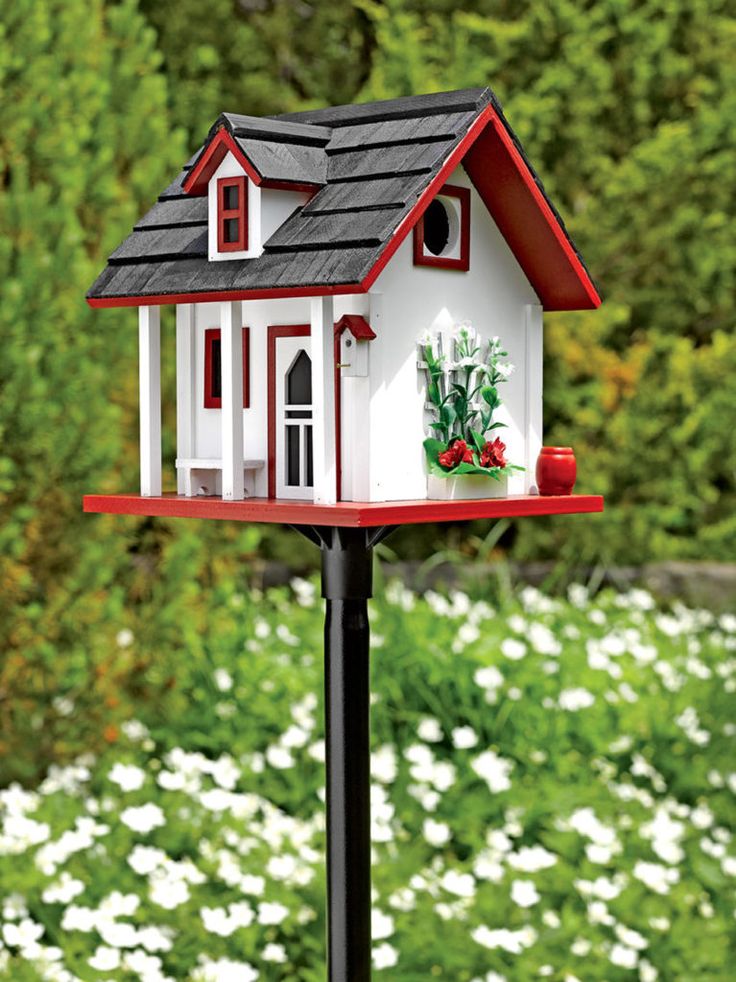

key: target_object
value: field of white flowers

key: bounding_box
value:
[0,578,734,981]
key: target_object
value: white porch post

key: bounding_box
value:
[175,304,196,495]
[220,300,244,500]
[311,295,337,504]
[525,303,544,493]
[138,305,162,497]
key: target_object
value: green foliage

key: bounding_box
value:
[0,0,189,781]
[139,0,373,145]
[0,582,734,978]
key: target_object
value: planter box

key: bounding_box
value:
[427,472,508,501]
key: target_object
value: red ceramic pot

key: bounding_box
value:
[536,446,577,496]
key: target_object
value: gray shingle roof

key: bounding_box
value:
[87,89,497,302]
[86,88,598,307]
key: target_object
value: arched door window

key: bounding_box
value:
[284,349,313,489]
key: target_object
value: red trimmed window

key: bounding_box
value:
[217,176,247,252]
[413,184,470,271]
[204,327,250,408]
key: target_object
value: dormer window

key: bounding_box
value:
[217,176,247,252]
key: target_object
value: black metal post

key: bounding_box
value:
[293,525,394,982]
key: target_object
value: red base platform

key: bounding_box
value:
[83,493,604,527]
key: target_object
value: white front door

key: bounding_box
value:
[275,334,314,499]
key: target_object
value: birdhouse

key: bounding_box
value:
[85,88,603,523]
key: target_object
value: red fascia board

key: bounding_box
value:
[83,492,604,527]
[463,115,601,310]
[334,314,376,340]
[86,281,365,309]
[184,129,263,194]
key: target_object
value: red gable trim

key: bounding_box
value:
[89,105,600,311]
[463,114,601,311]
[334,314,376,341]
[184,129,262,194]
[183,128,323,196]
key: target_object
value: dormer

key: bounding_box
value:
[182,113,329,262]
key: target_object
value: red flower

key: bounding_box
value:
[480,437,507,469]
[438,439,474,469]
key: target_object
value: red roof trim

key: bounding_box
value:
[87,282,365,309]
[463,114,601,310]
[184,129,263,194]
[334,314,376,340]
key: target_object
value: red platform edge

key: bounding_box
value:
[83,493,604,528]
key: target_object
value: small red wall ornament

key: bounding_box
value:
[536,446,577,496]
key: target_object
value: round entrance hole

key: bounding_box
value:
[423,198,451,256]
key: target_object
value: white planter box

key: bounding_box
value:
[427,472,508,501]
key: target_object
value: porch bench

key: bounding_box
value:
[175,457,265,497]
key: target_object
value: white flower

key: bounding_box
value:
[371,909,394,940]
[121,719,149,742]
[120,803,165,834]
[214,668,233,691]
[615,923,648,950]
[128,844,167,876]
[108,763,146,793]
[507,845,557,873]
[633,861,680,895]
[257,901,289,925]
[150,874,190,910]
[371,745,398,784]
[201,906,236,938]
[372,942,399,970]
[472,750,514,793]
[137,926,174,953]
[3,917,44,953]
[440,870,476,898]
[471,925,537,954]
[640,960,659,982]
[510,879,540,907]
[640,807,685,864]
[61,905,97,932]
[558,688,595,711]
[474,665,504,691]
[496,362,515,378]
[263,943,287,963]
[191,956,259,982]
[42,872,85,905]
[116,629,134,648]
[571,937,592,956]
[501,638,527,660]
[98,921,138,949]
[89,946,121,971]
[423,818,451,847]
[266,745,294,770]
[609,943,638,969]
[452,726,479,749]
[417,717,443,743]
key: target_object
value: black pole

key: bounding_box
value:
[293,525,394,982]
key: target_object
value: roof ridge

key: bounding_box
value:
[216,112,331,147]
[271,88,495,128]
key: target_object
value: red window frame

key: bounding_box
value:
[204,327,250,409]
[413,183,470,271]
[217,176,248,252]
